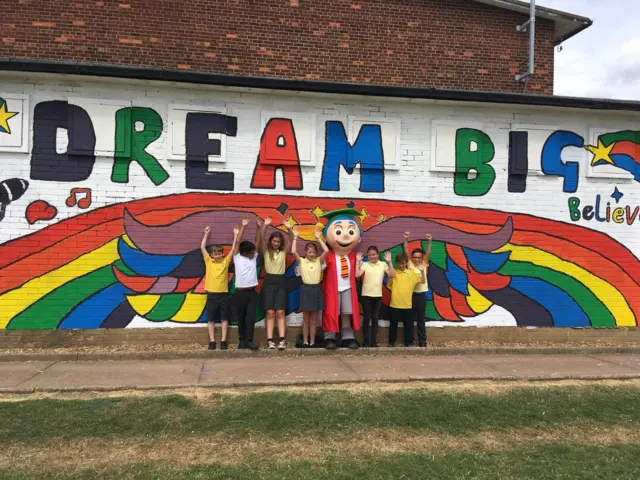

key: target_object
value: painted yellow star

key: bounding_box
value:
[311,206,324,220]
[585,140,615,166]
[358,208,368,222]
[378,214,386,222]
[285,214,297,229]
[0,101,18,135]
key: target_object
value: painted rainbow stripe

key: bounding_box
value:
[0,193,638,329]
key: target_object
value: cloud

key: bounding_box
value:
[555,37,640,99]
[540,0,640,100]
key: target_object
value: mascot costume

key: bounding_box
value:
[320,208,362,349]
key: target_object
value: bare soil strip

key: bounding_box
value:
[2,378,640,403]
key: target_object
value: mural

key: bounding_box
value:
[25,200,57,225]
[0,178,28,222]
[0,193,639,330]
[586,131,640,181]
[0,84,639,330]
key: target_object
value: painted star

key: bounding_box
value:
[611,187,624,204]
[358,207,368,222]
[0,101,18,135]
[285,214,297,229]
[311,205,324,219]
[585,140,615,166]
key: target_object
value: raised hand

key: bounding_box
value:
[313,229,322,240]
[256,217,262,227]
[384,252,392,263]
[241,216,249,227]
[425,233,432,241]
[233,225,240,235]
[293,227,300,238]
[264,216,272,226]
[404,232,410,240]
[204,226,210,235]
[356,252,363,262]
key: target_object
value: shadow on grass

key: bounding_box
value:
[1,384,639,442]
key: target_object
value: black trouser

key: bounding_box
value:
[360,296,381,346]
[233,288,258,344]
[412,292,427,345]
[389,307,413,346]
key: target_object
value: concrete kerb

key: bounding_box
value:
[3,345,640,362]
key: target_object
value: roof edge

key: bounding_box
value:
[1,59,639,113]
[472,0,593,45]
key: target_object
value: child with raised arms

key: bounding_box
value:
[200,223,239,350]
[260,216,294,349]
[387,252,425,347]
[292,228,329,347]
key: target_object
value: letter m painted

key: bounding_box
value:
[319,121,384,192]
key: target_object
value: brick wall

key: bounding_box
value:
[0,0,555,93]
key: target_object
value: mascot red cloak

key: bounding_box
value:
[320,208,362,349]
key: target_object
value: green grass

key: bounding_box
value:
[2,445,640,480]
[2,384,640,442]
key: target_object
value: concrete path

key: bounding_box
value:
[3,353,640,392]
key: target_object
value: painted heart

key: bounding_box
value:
[26,200,58,225]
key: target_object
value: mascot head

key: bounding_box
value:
[321,208,362,256]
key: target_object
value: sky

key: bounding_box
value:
[538,0,640,100]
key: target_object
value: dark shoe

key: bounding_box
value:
[324,338,338,350]
[208,341,216,350]
[220,341,228,351]
[362,340,371,347]
[346,339,360,349]
[246,341,259,351]
[418,343,427,348]
[405,343,414,347]
[388,343,395,347]
[370,343,379,348]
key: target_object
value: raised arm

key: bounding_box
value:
[291,227,302,263]
[417,262,426,285]
[355,252,364,278]
[201,226,210,259]
[260,216,271,253]
[255,217,262,250]
[403,231,410,257]
[424,233,432,265]
[233,216,249,256]
[227,225,240,260]
[384,252,396,286]
[314,229,330,262]
[283,221,294,254]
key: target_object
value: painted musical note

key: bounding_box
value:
[66,188,92,209]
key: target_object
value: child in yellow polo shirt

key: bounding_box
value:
[292,228,329,348]
[201,224,239,351]
[387,252,425,347]
[356,247,392,347]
